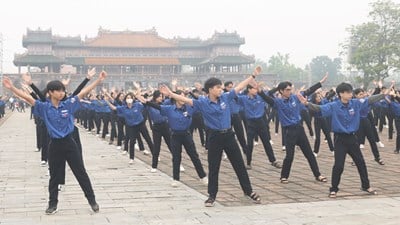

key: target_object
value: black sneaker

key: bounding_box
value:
[89,201,99,213]
[204,197,215,207]
[45,205,57,215]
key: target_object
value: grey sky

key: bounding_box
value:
[0,0,395,73]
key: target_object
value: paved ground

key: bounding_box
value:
[1,111,400,224]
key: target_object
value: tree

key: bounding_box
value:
[266,52,307,83]
[310,56,342,84]
[342,0,400,88]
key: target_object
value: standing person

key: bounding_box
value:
[159,67,263,207]
[141,90,207,185]
[310,92,334,156]
[105,93,154,164]
[224,81,248,155]
[2,71,106,214]
[237,83,281,169]
[258,74,329,184]
[299,82,387,198]
[354,88,384,165]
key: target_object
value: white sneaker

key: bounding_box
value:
[275,133,278,136]
[313,152,318,158]
[46,170,50,176]
[331,151,335,156]
[116,146,122,150]
[122,151,128,155]
[40,161,47,167]
[150,168,157,173]
[254,141,259,146]
[282,146,286,151]
[201,176,208,185]
[106,134,110,137]
[129,159,134,164]
[58,184,64,192]
[222,152,227,160]
[34,148,40,152]
[158,156,161,162]
[143,149,151,155]
[384,125,389,129]
[360,144,365,149]
[180,165,185,172]
[269,140,274,145]
[171,180,179,188]
[134,144,139,150]
[96,134,100,137]
[377,141,385,148]
[311,136,316,140]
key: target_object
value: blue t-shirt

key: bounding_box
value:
[116,102,144,126]
[33,96,80,139]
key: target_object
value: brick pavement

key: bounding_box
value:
[1,111,400,225]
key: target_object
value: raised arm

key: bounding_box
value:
[2,76,36,106]
[297,93,321,112]
[72,68,96,96]
[159,85,193,106]
[77,71,107,100]
[302,72,328,96]
[234,66,261,94]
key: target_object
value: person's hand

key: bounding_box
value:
[159,84,172,96]
[171,79,178,87]
[253,66,262,76]
[296,93,308,105]
[87,67,96,79]
[133,81,141,90]
[378,80,383,88]
[320,72,328,84]
[2,76,13,89]
[21,73,33,85]
[61,78,70,86]
[99,71,107,81]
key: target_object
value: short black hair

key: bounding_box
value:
[353,88,365,95]
[336,82,353,94]
[46,80,65,92]
[204,77,222,94]
[224,81,233,87]
[277,81,292,93]
[152,90,162,101]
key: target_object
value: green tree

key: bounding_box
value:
[266,52,307,82]
[343,0,400,88]
[310,56,342,84]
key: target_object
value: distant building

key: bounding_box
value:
[13,28,262,90]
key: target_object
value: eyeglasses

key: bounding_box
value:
[284,88,292,91]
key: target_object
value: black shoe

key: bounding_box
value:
[89,201,99,213]
[204,197,215,207]
[45,205,57,215]
[394,150,399,154]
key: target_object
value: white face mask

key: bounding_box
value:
[126,99,133,104]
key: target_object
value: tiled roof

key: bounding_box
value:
[84,57,180,65]
[199,55,254,65]
[85,31,176,48]
[13,54,64,66]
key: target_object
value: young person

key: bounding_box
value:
[299,82,387,198]
[2,71,106,214]
[159,67,263,207]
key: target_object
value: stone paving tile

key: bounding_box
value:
[2,111,400,225]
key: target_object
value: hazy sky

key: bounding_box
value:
[0,0,396,73]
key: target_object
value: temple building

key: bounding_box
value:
[13,28,263,89]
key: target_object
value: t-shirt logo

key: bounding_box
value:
[183,111,189,117]
[71,98,76,103]
[291,100,296,107]
[220,102,226,110]
[349,108,355,116]
[61,109,69,118]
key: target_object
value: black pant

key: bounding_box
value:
[330,133,370,192]
[394,117,400,151]
[117,118,125,146]
[207,129,253,199]
[190,113,206,146]
[125,122,154,159]
[281,124,321,179]
[314,117,334,153]
[48,134,95,206]
[356,117,380,160]
[109,113,118,142]
[170,131,206,181]
[246,118,276,166]
[152,122,172,168]
[231,113,248,154]
[301,109,314,136]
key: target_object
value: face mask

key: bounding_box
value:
[126,99,133,104]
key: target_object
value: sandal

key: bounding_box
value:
[375,158,385,165]
[329,191,337,198]
[280,178,289,184]
[361,188,378,195]
[248,192,261,204]
[316,176,327,183]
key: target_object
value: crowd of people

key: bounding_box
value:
[2,67,398,214]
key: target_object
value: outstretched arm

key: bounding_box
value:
[77,71,107,100]
[303,72,328,96]
[72,68,96,96]
[297,93,321,112]
[234,66,262,94]
[159,85,193,106]
[2,76,36,106]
